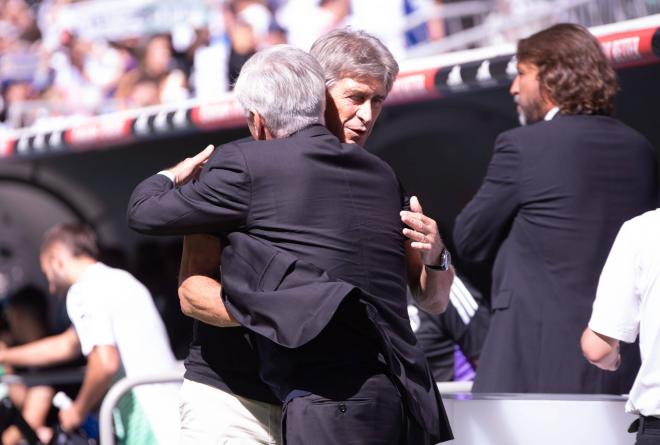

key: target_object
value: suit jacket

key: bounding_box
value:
[454,114,657,393]
[128,124,452,442]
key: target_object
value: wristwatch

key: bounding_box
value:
[425,248,451,271]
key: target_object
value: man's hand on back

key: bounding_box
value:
[167,145,215,186]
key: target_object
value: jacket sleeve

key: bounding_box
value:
[127,144,251,235]
[453,132,521,263]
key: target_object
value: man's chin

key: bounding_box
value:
[344,132,367,146]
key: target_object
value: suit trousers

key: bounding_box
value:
[633,415,660,445]
[282,373,406,445]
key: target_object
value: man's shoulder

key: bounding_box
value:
[499,118,560,140]
[340,141,399,176]
[71,263,140,297]
[215,126,338,157]
[498,114,648,143]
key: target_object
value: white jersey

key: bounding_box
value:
[67,262,180,444]
[589,209,660,417]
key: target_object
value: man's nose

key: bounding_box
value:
[510,76,520,96]
[356,102,373,124]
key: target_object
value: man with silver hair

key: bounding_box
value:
[130,45,327,445]
[311,28,399,148]
[130,32,453,444]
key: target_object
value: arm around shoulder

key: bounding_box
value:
[127,144,251,236]
[178,234,239,327]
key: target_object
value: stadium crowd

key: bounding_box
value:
[0,0,453,130]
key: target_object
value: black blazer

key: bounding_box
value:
[128,125,452,442]
[454,114,657,393]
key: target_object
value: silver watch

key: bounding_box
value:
[425,248,451,271]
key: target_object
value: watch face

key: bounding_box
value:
[439,248,451,270]
[442,249,451,267]
[424,248,451,271]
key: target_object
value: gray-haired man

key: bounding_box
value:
[141,30,454,444]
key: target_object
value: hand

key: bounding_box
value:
[401,196,444,265]
[167,145,215,186]
[59,404,84,432]
[36,426,54,444]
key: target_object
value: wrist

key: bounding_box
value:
[71,400,88,419]
[425,248,451,271]
[157,170,176,184]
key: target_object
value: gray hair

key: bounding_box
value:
[233,45,326,138]
[310,28,399,94]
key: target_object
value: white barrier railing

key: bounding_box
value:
[442,392,635,444]
[98,372,183,445]
[99,376,635,445]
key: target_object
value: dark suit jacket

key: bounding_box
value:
[127,125,452,442]
[454,114,657,393]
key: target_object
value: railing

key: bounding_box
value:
[406,0,660,56]
[98,372,183,445]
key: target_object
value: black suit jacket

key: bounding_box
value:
[454,114,657,393]
[128,125,452,442]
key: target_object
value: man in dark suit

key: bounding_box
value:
[128,44,453,444]
[453,23,657,394]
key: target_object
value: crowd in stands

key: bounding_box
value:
[2,0,659,131]
[0,0,452,131]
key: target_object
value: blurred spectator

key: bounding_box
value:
[0,286,57,445]
[276,0,348,50]
[44,33,104,117]
[1,80,38,128]
[0,223,180,441]
[115,34,189,109]
[2,0,41,45]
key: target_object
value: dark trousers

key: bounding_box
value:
[632,415,660,445]
[282,373,406,445]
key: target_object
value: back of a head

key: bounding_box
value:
[517,23,617,116]
[233,45,326,138]
[310,28,399,94]
[41,223,99,260]
[6,285,51,336]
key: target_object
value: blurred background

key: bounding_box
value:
[1,0,659,131]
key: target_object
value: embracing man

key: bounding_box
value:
[128,40,453,444]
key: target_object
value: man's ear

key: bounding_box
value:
[249,109,270,140]
[539,85,557,110]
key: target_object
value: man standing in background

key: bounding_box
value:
[454,23,657,393]
[582,209,660,444]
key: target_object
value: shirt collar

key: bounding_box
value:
[544,106,560,121]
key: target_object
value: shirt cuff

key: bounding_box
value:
[157,170,176,183]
